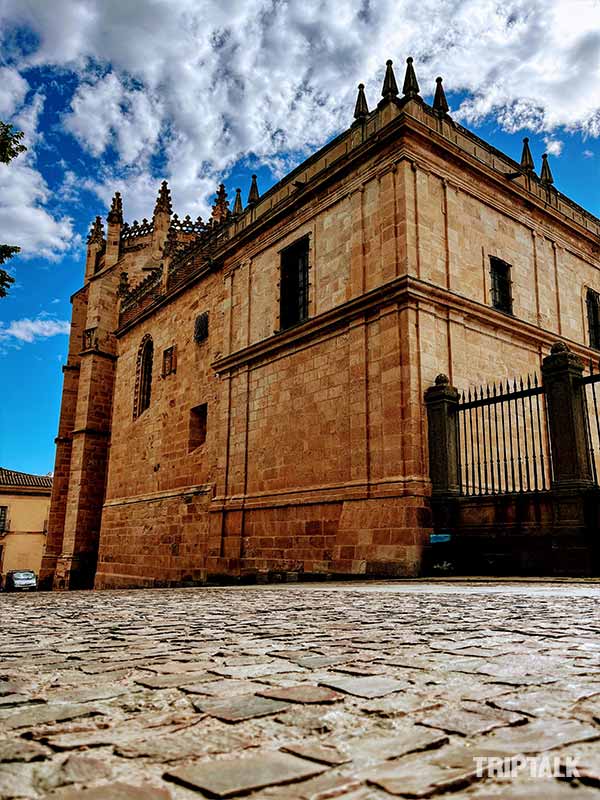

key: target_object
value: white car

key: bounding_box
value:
[4,570,38,592]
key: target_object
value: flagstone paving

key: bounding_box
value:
[1,581,600,799]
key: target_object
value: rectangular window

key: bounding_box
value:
[189,403,208,451]
[280,236,309,330]
[194,312,209,344]
[162,346,177,377]
[0,506,7,533]
[587,289,600,350]
[490,257,513,314]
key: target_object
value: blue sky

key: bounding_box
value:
[0,0,599,476]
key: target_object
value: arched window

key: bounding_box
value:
[134,334,153,418]
[587,289,600,351]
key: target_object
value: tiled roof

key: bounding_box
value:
[0,467,52,489]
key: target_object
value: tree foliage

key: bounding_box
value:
[0,122,26,297]
[0,122,26,164]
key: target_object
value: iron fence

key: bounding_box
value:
[456,375,552,496]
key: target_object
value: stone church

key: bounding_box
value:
[41,57,600,590]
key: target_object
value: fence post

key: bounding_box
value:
[425,374,460,497]
[543,342,595,576]
[542,342,593,489]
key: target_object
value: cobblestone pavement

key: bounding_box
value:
[1,581,600,800]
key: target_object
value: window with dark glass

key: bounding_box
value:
[134,335,153,418]
[0,506,7,532]
[280,236,309,330]
[587,288,600,350]
[490,257,513,314]
[189,403,208,451]
[194,312,209,343]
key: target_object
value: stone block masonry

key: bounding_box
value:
[46,56,600,589]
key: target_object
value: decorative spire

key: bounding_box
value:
[211,183,230,223]
[402,57,420,99]
[154,180,172,216]
[354,83,369,120]
[433,76,449,115]
[87,216,104,244]
[381,60,399,102]
[247,174,260,206]
[520,137,535,173]
[107,192,123,225]
[540,153,554,186]
[233,187,243,215]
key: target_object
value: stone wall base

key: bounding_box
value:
[38,553,59,591]
[429,490,600,577]
[91,490,433,589]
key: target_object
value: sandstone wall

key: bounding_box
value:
[75,109,600,587]
[94,272,223,586]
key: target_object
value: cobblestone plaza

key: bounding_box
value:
[1,581,600,798]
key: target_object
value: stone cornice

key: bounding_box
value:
[71,427,110,438]
[104,484,212,508]
[212,276,408,374]
[212,273,599,376]
[79,348,118,362]
[210,476,429,512]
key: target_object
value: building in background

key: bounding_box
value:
[0,468,52,583]
[41,56,600,590]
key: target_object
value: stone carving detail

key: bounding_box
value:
[153,181,172,216]
[87,216,104,244]
[117,272,129,298]
[82,327,98,351]
[107,192,123,225]
[121,218,154,241]
[211,184,230,223]
[120,267,163,318]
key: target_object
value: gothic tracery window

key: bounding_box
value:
[134,334,153,418]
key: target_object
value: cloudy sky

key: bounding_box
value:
[1,0,599,474]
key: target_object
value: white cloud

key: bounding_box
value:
[0,67,29,117]
[0,92,77,259]
[583,149,595,158]
[544,138,564,157]
[0,315,71,344]
[0,153,76,260]
[65,72,163,165]
[0,0,599,221]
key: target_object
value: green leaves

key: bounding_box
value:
[0,121,26,165]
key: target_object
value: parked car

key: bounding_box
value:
[4,570,38,592]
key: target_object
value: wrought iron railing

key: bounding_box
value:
[457,376,552,496]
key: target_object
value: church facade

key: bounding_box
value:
[41,58,600,590]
